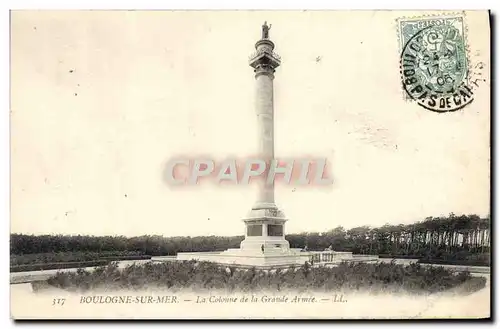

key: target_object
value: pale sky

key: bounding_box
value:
[10,11,490,237]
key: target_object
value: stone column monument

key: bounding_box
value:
[239,22,290,253]
[177,23,307,267]
[174,23,376,267]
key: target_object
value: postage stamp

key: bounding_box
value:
[398,15,474,113]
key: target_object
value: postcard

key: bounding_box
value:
[10,10,490,319]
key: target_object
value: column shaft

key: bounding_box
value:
[255,72,275,206]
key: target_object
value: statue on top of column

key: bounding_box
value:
[262,21,272,39]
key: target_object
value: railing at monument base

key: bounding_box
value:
[305,251,380,265]
[308,251,335,263]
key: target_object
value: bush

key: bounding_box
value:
[44,261,486,295]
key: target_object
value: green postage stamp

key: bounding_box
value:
[398,15,474,112]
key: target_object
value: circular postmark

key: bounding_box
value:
[400,24,474,112]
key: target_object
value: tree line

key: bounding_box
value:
[11,213,490,263]
[288,213,490,263]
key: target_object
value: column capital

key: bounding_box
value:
[249,40,281,76]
